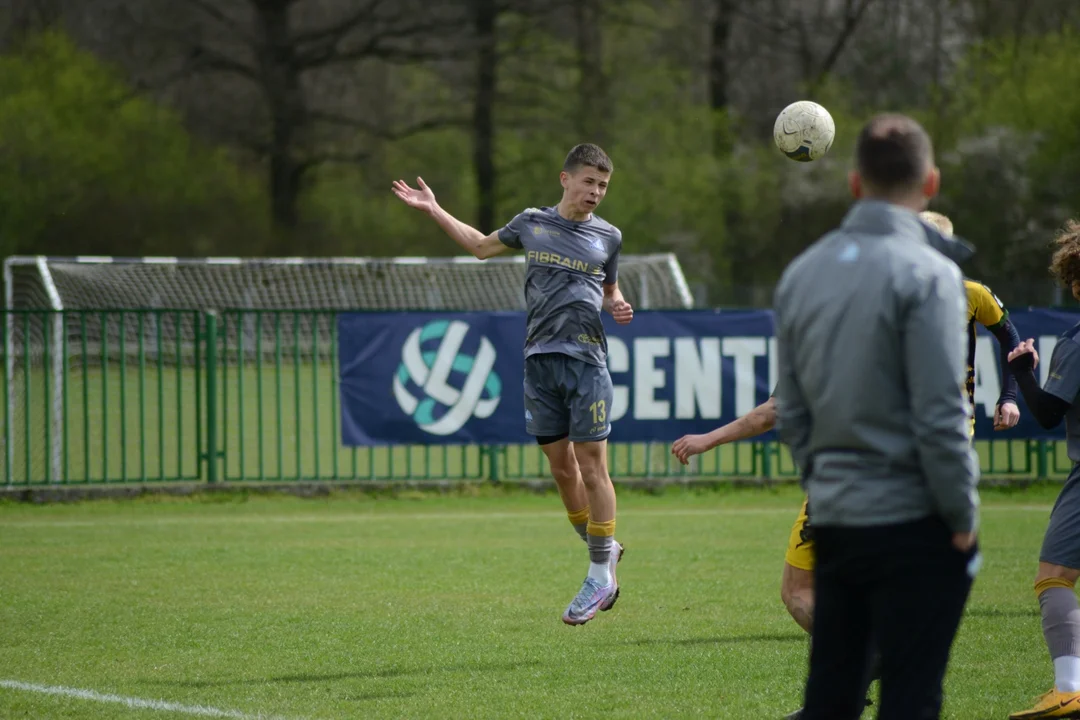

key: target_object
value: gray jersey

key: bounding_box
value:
[773,200,979,535]
[498,206,622,367]
[1043,326,1080,462]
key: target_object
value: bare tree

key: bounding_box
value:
[89,0,471,245]
[574,0,608,146]
[706,0,738,156]
[0,0,63,46]
[798,0,878,93]
[473,0,498,232]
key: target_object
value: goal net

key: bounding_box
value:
[5,254,693,312]
[3,254,693,484]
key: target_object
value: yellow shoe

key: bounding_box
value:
[1009,688,1080,719]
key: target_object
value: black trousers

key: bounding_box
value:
[802,516,976,720]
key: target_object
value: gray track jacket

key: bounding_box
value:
[773,200,980,535]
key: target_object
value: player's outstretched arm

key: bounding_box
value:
[391,177,508,259]
[671,398,777,465]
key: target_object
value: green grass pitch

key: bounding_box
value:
[0,483,1066,718]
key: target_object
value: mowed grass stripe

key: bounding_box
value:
[0,502,1056,530]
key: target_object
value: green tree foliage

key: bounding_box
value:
[936,30,1080,284]
[7,6,1080,307]
[0,32,268,259]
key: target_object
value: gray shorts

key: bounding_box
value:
[1041,464,1080,569]
[523,352,614,443]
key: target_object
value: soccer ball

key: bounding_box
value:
[773,101,836,162]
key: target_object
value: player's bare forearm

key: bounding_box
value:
[706,398,777,448]
[428,204,505,259]
[602,282,633,324]
[602,284,625,312]
[712,399,773,444]
[786,594,814,634]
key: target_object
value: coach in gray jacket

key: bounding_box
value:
[773,114,980,720]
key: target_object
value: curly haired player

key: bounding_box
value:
[1008,220,1080,719]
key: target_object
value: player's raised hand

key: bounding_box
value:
[671,434,710,465]
[392,177,438,214]
[609,299,633,324]
[993,401,1020,431]
[1008,338,1039,369]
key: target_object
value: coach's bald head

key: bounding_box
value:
[849,114,939,210]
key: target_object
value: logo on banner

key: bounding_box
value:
[392,320,502,436]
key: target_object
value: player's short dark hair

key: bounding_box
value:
[855,114,934,195]
[1050,219,1080,287]
[563,143,613,174]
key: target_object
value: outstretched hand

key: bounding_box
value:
[671,434,709,465]
[392,177,438,214]
[1008,338,1039,369]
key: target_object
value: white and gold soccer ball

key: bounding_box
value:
[773,101,836,162]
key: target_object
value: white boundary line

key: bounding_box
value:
[0,504,1053,530]
[0,680,298,719]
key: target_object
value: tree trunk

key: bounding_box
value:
[473,0,497,232]
[254,0,308,243]
[709,0,735,156]
[574,0,606,146]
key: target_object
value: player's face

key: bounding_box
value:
[1072,280,1080,302]
[560,166,610,216]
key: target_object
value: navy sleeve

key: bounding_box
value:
[990,319,1021,404]
[1008,352,1072,429]
[604,229,622,286]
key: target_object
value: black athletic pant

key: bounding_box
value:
[802,516,976,720]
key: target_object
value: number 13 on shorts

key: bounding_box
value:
[590,399,607,424]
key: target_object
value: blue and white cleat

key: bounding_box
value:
[562,576,617,626]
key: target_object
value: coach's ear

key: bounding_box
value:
[848,170,863,199]
[922,166,941,200]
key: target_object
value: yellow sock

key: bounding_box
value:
[567,507,590,542]
[567,507,590,525]
[586,519,616,537]
[1036,577,1075,597]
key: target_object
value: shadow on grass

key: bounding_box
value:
[624,632,805,647]
[965,606,1040,619]
[143,659,542,689]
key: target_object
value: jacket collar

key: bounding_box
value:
[840,200,975,266]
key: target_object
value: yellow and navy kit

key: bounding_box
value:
[963,279,1019,432]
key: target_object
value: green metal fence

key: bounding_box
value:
[0,309,1071,486]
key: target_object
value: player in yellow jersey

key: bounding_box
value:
[671,210,1020,719]
[921,211,1021,434]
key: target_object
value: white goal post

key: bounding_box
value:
[2,253,693,484]
[4,253,693,312]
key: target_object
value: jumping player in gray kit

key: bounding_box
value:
[392,143,634,626]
